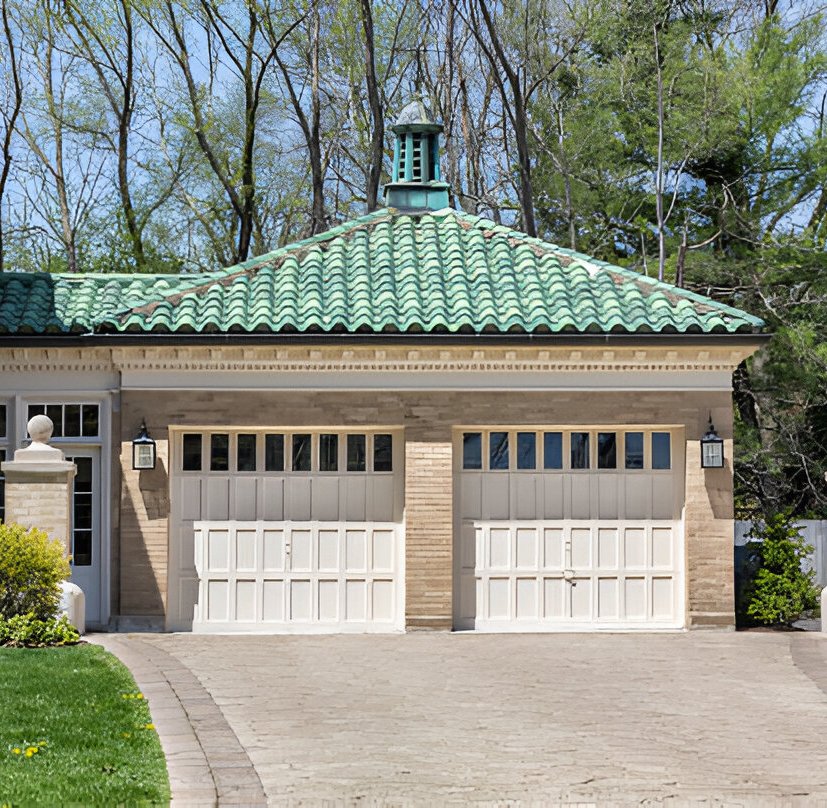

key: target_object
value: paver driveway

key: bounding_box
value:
[141,631,827,805]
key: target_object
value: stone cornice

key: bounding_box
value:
[0,344,759,374]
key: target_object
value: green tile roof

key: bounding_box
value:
[0,209,764,336]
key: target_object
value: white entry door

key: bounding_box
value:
[65,450,102,627]
[455,428,685,631]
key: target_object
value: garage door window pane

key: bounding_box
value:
[652,432,671,469]
[489,432,509,470]
[543,432,562,469]
[237,434,257,472]
[182,434,202,471]
[571,432,590,469]
[463,433,482,470]
[625,432,644,469]
[373,434,393,472]
[265,434,284,471]
[597,432,617,469]
[517,432,536,469]
[319,434,338,471]
[210,434,229,471]
[292,434,311,471]
[347,434,366,471]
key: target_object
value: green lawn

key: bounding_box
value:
[0,643,170,806]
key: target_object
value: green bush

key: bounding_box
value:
[0,523,71,621]
[0,613,80,647]
[744,512,820,626]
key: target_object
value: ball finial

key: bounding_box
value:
[27,414,54,444]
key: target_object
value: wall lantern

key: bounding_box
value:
[700,417,724,469]
[132,421,156,470]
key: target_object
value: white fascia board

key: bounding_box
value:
[120,369,733,391]
[0,371,119,392]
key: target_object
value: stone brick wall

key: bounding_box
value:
[119,388,735,630]
[3,471,73,551]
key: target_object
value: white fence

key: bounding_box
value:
[735,520,827,587]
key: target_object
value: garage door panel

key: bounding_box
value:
[652,577,674,619]
[515,527,538,569]
[516,578,538,619]
[570,528,592,567]
[543,578,565,618]
[262,478,284,520]
[543,476,564,519]
[597,477,619,520]
[624,477,650,520]
[372,580,394,621]
[318,579,338,621]
[313,477,339,521]
[488,527,510,568]
[181,478,202,520]
[461,474,482,519]
[624,577,646,619]
[290,529,313,571]
[235,529,257,571]
[597,528,618,569]
[317,529,339,571]
[233,478,258,520]
[543,528,564,569]
[207,529,230,572]
[597,578,618,619]
[487,578,509,619]
[290,580,312,620]
[652,477,674,520]
[623,527,646,568]
[236,580,256,622]
[346,529,367,571]
[482,475,509,519]
[262,580,284,621]
[206,478,230,520]
[371,529,394,572]
[346,580,367,621]
[515,476,539,519]
[287,478,312,520]
[371,476,395,522]
[263,529,285,570]
[652,526,673,567]
[343,476,366,521]
[207,580,229,621]
[570,478,591,519]
[570,578,592,619]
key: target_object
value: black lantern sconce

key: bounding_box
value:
[700,416,724,469]
[132,421,157,470]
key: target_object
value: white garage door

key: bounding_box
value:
[455,428,684,631]
[169,430,404,632]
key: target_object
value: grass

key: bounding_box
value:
[0,643,170,806]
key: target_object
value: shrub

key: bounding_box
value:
[0,523,71,621]
[744,512,820,626]
[0,613,80,647]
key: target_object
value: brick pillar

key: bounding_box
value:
[404,436,453,630]
[684,404,735,629]
[1,415,75,549]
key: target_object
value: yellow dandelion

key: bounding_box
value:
[144,723,155,730]
[25,746,38,754]
[121,732,131,738]
[11,748,21,755]
[24,750,33,758]
[136,694,144,699]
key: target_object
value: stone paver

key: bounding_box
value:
[134,631,827,805]
[90,633,266,807]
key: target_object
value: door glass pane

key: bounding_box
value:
[652,432,671,469]
[27,404,45,422]
[237,434,257,472]
[210,434,229,471]
[292,434,311,471]
[64,404,81,436]
[489,432,509,470]
[47,405,63,437]
[543,432,562,469]
[625,432,644,469]
[81,404,99,437]
[517,432,536,469]
[0,404,6,437]
[319,433,338,472]
[182,434,202,471]
[597,432,617,469]
[265,434,284,471]
[71,457,93,566]
[571,432,590,469]
[373,434,393,472]
[347,434,366,472]
[462,433,482,470]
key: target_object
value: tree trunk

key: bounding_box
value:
[359,0,383,213]
[0,0,22,275]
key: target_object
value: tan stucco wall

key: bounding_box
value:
[118,388,735,630]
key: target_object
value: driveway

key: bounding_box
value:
[117,631,827,804]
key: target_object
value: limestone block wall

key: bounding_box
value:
[118,387,736,630]
[4,471,73,549]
